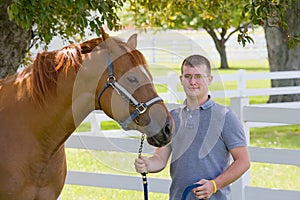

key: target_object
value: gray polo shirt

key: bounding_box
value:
[169,97,247,200]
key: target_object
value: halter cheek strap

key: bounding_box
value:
[97,53,163,130]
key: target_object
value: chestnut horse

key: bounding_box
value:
[0,29,173,199]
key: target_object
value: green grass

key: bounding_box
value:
[61,60,300,199]
[61,185,169,200]
[251,125,300,149]
[249,125,300,190]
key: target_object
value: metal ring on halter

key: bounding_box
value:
[107,76,116,83]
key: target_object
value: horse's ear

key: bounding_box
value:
[127,33,137,49]
[100,27,110,40]
[100,27,125,59]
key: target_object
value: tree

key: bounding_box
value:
[0,1,31,78]
[0,0,125,78]
[123,0,300,102]
[244,0,300,102]
[2,1,299,102]
[122,0,252,69]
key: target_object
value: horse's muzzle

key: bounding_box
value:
[146,116,173,147]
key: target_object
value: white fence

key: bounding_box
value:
[64,70,300,199]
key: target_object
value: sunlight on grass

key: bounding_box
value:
[250,163,300,190]
[61,185,168,200]
[251,125,300,149]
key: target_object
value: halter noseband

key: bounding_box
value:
[97,53,163,130]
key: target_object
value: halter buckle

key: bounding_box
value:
[136,103,147,114]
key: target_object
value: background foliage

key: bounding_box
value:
[7,0,125,47]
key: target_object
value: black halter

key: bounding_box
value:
[97,53,163,130]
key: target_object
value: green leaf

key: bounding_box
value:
[245,35,254,44]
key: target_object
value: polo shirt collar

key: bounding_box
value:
[182,95,215,111]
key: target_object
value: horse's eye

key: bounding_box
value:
[127,76,138,84]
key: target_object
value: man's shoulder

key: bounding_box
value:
[170,105,184,115]
[212,102,230,114]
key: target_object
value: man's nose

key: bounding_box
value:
[189,77,197,84]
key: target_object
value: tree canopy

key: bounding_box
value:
[243,0,299,48]
[1,0,299,78]
[7,0,125,47]
[121,0,253,68]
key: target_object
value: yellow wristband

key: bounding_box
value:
[210,180,217,193]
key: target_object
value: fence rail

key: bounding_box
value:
[64,70,300,200]
[153,70,300,103]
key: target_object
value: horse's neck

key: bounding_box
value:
[51,58,107,132]
[48,69,94,130]
[22,52,106,152]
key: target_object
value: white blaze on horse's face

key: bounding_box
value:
[140,65,152,81]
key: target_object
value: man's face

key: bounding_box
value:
[180,64,213,99]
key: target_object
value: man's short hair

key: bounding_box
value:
[181,55,211,75]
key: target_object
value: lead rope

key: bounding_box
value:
[181,184,202,200]
[138,133,148,200]
[138,134,199,200]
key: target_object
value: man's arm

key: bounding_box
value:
[193,146,250,199]
[214,146,250,190]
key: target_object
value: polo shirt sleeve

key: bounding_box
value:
[222,109,247,150]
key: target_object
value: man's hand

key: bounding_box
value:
[192,179,215,199]
[134,156,149,173]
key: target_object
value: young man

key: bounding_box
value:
[135,55,250,199]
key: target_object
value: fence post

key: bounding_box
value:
[90,111,100,135]
[152,38,156,63]
[237,69,247,97]
[167,71,180,103]
[230,97,250,200]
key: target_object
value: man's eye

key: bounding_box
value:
[194,74,204,79]
[184,75,192,79]
[184,74,207,79]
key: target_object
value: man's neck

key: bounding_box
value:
[186,95,209,110]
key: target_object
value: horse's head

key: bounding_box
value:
[81,29,173,147]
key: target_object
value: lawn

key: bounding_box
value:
[59,60,300,199]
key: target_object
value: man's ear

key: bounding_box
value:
[179,75,183,84]
[208,75,214,85]
[127,33,137,49]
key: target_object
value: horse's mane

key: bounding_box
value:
[31,38,103,104]
[25,36,146,105]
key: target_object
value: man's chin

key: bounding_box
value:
[187,90,201,95]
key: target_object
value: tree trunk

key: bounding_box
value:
[0,1,32,79]
[204,26,230,69]
[264,0,300,103]
[218,39,229,69]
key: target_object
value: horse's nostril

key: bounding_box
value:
[163,121,171,139]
